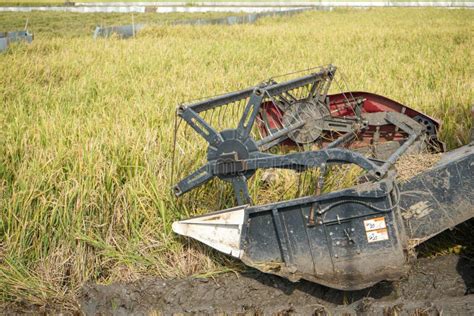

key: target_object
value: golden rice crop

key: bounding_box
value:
[0,8,473,309]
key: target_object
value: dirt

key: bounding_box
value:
[79,254,474,315]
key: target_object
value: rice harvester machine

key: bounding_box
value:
[170,65,474,290]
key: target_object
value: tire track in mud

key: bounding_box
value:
[80,254,474,315]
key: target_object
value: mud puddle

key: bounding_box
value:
[80,254,473,315]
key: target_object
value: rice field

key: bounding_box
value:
[1,8,473,310]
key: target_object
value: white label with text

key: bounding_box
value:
[366,228,389,243]
[364,217,386,231]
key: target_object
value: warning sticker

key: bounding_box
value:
[363,217,386,232]
[364,217,388,243]
[366,229,389,243]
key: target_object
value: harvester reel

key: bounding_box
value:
[172,66,380,205]
[172,65,437,205]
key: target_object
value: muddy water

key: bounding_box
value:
[80,254,474,315]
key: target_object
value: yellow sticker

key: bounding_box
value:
[366,228,389,243]
[363,217,386,232]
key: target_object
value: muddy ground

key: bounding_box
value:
[80,254,474,315]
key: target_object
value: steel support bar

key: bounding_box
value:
[373,112,423,177]
[326,128,363,149]
[256,120,305,149]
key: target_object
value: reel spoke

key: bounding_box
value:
[173,164,214,197]
[237,91,264,140]
[231,175,251,205]
[178,106,223,148]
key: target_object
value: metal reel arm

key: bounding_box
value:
[173,148,381,202]
[229,149,380,175]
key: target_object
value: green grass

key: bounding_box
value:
[1,8,473,310]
